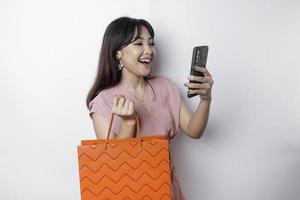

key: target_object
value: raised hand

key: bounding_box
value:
[184,66,214,100]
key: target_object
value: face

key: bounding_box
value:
[116,26,156,77]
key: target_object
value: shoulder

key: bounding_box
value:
[148,75,171,82]
[147,75,180,99]
[88,86,117,109]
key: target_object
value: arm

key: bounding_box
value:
[180,66,214,139]
[115,119,136,139]
[179,98,212,139]
[91,95,137,140]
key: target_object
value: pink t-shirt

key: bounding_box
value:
[88,75,186,200]
[88,75,182,140]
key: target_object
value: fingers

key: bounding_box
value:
[116,97,125,113]
[188,66,214,85]
[185,83,211,94]
[187,88,210,95]
[127,101,135,115]
[187,75,211,84]
[112,96,120,113]
[184,82,210,89]
[123,99,135,115]
[185,66,214,99]
[194,66,212,77]
[112,95,135,117]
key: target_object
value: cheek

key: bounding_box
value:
[131,48,141,57]
[123,50,139,63]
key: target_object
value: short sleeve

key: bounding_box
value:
[88,98,110,120]
[88,95,122,137]
[164,78,182,139]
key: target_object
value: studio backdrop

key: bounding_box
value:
[0,0,299,200]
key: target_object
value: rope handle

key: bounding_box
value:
[106,112,140,140]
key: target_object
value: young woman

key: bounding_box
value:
[86,16,214,200]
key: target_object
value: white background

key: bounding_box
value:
[1,0,299,199]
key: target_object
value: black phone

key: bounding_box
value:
[187,46,209,98]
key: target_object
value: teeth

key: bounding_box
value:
[140,59,151,62]
[139,58,151,64]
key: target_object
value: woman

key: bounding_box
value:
[86,16,214,200]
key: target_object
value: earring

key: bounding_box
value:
[118,63,124,70]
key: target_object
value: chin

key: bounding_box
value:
[138,67,151,76]
[143,68,152,76]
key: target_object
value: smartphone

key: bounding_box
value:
[187,46,209,98]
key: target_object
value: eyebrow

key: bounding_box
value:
[132,36,154,42]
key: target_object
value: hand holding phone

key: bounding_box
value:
[187,46,209,98]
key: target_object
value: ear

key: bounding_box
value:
[116,50,122,60]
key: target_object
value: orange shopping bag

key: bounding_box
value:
[77,113,172,200]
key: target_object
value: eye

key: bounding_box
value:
[133,42,156,46]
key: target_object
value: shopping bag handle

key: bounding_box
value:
[106,112,141,140]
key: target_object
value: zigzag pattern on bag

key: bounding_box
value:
[77,136,171,200]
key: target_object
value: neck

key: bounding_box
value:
[119,69,147,92]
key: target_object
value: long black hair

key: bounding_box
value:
[86,16,155,109]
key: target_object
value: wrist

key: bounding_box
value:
[123,119,136,126]
[122,114,137,126]
[200,96,212,101]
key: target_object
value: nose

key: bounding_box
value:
[143,44,154,55]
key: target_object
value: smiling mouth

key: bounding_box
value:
[138,58,152,65]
